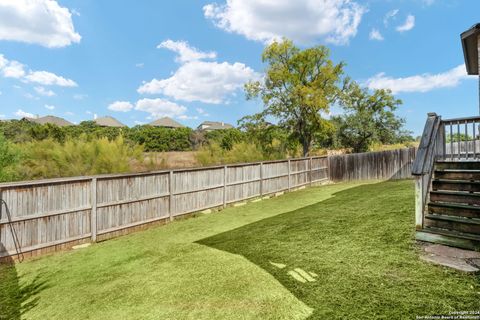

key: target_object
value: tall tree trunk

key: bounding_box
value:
[302,139,310,157]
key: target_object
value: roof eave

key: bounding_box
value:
[461,24,480,75]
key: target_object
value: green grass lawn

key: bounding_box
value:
[1,180,479,320]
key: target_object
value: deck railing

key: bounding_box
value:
[442,115,480,160]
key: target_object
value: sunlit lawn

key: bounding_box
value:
[1,180,479,320]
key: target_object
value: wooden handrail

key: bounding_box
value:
[442,115,480,124]
[412,113,442,175]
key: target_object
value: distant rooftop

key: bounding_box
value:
[94,116,126,128]
[23,115,73,127]
[197,121,234,131]
[149,117,184,128]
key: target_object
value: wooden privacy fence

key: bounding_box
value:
[328,147,416,182]
[0,157,329,258]
[0,148,416,259]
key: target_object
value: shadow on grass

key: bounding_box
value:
[0,243,48,320]
[197,180,480,319]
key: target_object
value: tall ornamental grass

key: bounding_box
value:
[17,135,143,180]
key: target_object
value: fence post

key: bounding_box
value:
[169,171,173,221]
[259,162,263,197]
[309,157,313,186]
[415,176,424,230]
[90,178,97,242]
[287,159,291,191]
[223,165,227,208]
[327,155,331,182]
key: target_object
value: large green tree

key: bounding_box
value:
[333,80,408,153]
[244,39,344,156]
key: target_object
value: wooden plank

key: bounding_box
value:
[415,231,480,251]
[259,162,263,196]
[0,205,92,224]
[91,178,97,242]
[287,159,291,191]
[169,171,173,221]
[0,233,92,258]
[96,193,170,209]
[223,165,227,208]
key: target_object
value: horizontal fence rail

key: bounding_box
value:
[0,148,416,259]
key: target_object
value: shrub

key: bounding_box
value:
[127,126,192,152]
[196,142,266,166]
[0,133,21,182]
[17,135,144,180]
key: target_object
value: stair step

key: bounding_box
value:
[430,190,480,205]
[435,161,480,170]
[434,169,480,181]
[425,213,480,225]
[416,228,480,251]
[424,214,480,234]
[422,226,480,242]
[428,202,480,218]
[432,179,480,192]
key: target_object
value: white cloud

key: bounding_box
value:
[108,101,134,112]
[25,71,77,87]
[0,0,81,48]
[135,63,144,68]
[135,98,187,119]
[369,29,384,41]
[44,104,55,110]
[158,39,217,63]
[65,111,74,116]
[178,115,198,120]
[423,0,435,5]
[383,9,399,27]
[138,60,258,104]
[24,92,38,100]
[396,15,415,32]
[74,93,87,100]
[2,60,25,78]
[196,107,210,117]
[0,53,77,87]
[365,65,471,94]
[14,109,34,118]
[35,86,56,97]
[0,114,5,119]
[203,0,365,45]
[139,40,259,104]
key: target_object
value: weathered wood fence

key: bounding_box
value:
[0,148,416,259]
[0,157,329,258]
[328,147,416,182]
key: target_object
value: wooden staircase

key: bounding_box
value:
[416,160,480,250]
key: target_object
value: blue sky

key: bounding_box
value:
[0,0,479,135]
